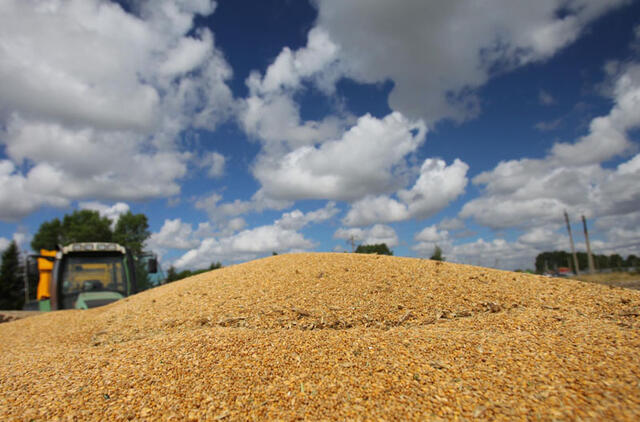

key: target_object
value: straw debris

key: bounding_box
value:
[1,252,640,420]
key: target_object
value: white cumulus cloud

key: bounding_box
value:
[173,202,338,268]
[200,151,226,178]
[550,63,640,165]
[334,224,399,248]
[79,201,130,225]
[412,225,451,257]
[343,158,469,226]
[0,0,234,221]
[149,218,201,251]
[461,63,640,230]
[254,112,427,201]
[238,27,348,150]
[313,0,628,124]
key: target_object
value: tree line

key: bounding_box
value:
[0,209,231,309]
[165,262,223,283]
[354,243,445,261]
[0,209,154,310]
[535,250,639,274]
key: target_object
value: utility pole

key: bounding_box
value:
[564,211,580,275]
[581,215,596,274]
[544,259,550,274]
[348,235,356,252]
[23,253,29,305]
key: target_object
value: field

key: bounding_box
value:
[571,271,640,290]
[1,253,639,420]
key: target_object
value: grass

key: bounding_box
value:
[570,271,640,290]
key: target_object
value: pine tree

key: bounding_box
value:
[0,241,24,310]
[430,245,444,261]
[166,266,179,283]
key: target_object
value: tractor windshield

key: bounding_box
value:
[61,255,127,296]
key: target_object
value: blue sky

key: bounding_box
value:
[1,0,639,271]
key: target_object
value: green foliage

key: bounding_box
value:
[430,245,445,261]
[594,254,609,270]
[32,210,114,250]
[60,210,113,245]
[30,210,154,292]
[166,266,179,283]
[134,258,153,292]
[165,262,223,283]
[536,251,577,273]
[609,254,624,270]
[30,218,62,251]
[535,250,639,273]
[354,243,393,255]
[113,211,150,257]
[626,255,640,268]
[113,211,152,291]
[0,241,24,310]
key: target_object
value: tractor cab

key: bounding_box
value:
[31,242,155,311]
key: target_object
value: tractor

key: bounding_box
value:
[27,242,157,311]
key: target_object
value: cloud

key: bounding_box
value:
[238,27,348,150]
[410,224,568,270]
[411,225,451,257]
[79,201,130,225]
[0,227,31,252]
[173,203,336,268]
[415,225,450,243]
[148,215,250,262]
[246,27,341,97]
[343,158,469,226]
[173,202,338,268]
[538,90,556,105]
[254,112,427,201]
[534,117,563,132]
[276,202,339,230]
[334,224,399,248]
[461,63,640,230]
[195,191,292,222]
[429,219,638,271]
[0,160,68,221]
[11,226,31,250]
[239,94,348,151]
[0,237,9,252]
[462,152,640,231]
[592,210,640,255]
[174,225,313,269]
[200,151,226,178]
[148,218,201,251]
[448,238,538,269]
[517,226,564,249]
[313,0,628,124]
[550,63,640,165]
[0,0,234,220]
[1,119,190,200]
[235,0,627,213]
[438,217,465,231]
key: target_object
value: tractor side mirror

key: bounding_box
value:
[147,258,158,274]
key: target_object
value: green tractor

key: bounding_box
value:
[27,242,157,311]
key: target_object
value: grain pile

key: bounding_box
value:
[1,253,640,420]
